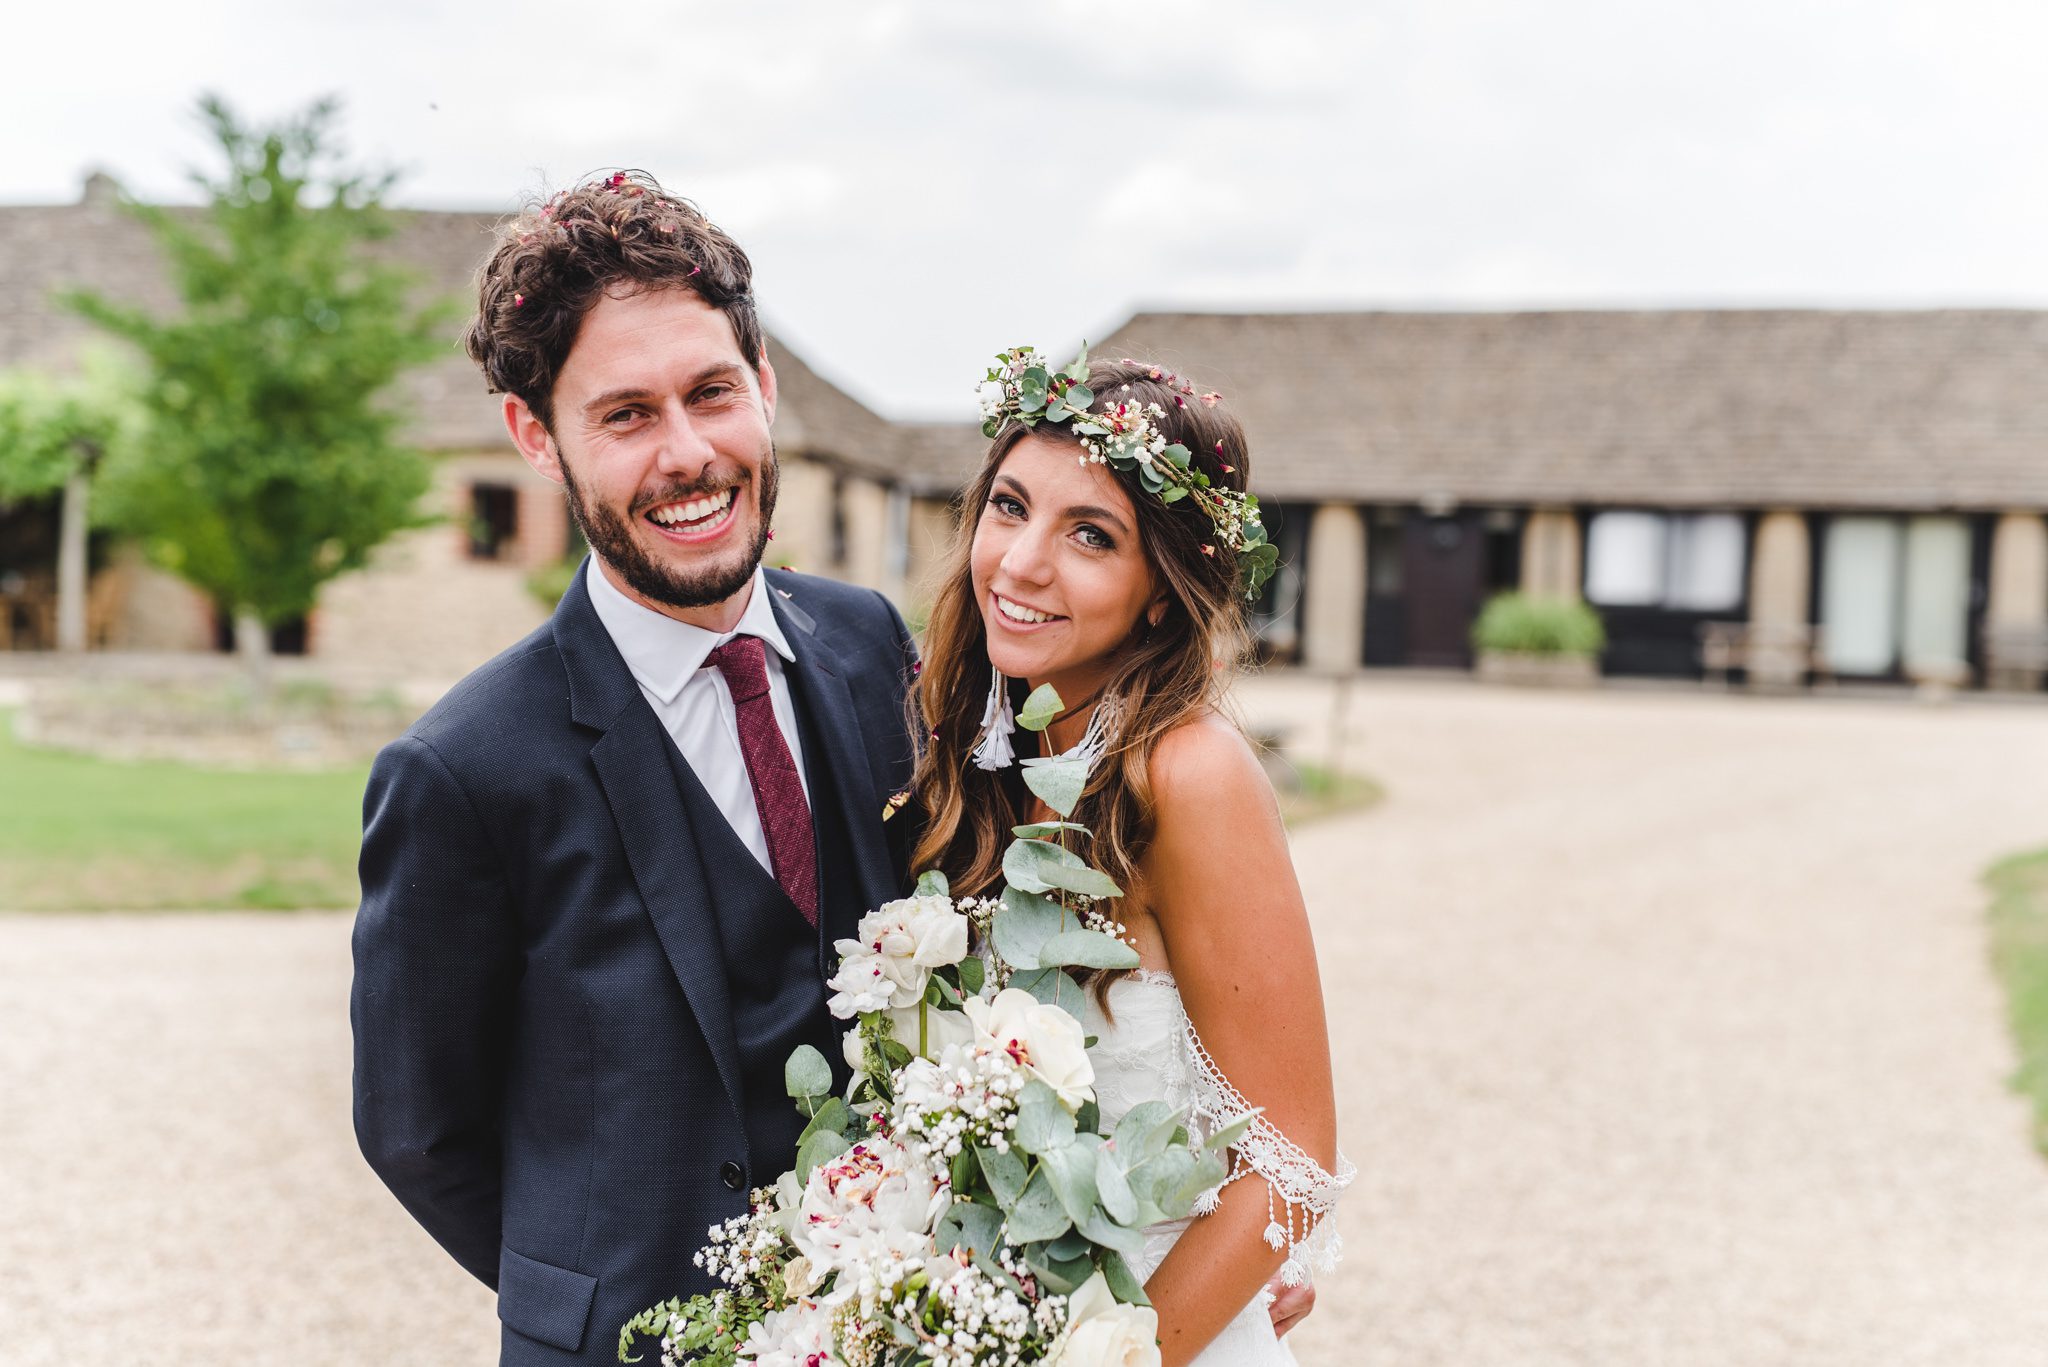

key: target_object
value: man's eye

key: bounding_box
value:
[605,409,639,425]
[697,385,730,402]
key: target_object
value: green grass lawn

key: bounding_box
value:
[1273,760,1385,828]
[1986,846,2048,1156]
[0,711,368,911]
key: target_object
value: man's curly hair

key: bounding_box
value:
[463,169,764,431]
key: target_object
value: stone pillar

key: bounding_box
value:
[1746,510,1812,688]
[1302,503,1366,673]
[518,479,570,570]
[1986,512,2048,689]
[1519,508,1582,599]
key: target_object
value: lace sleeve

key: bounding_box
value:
[1179,1009,1357,1286]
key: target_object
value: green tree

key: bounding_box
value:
[0,349,145,651]
[68,94,446,681]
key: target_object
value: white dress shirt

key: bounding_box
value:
[584,558,811,878]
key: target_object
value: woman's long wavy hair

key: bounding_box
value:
[908,358,1255,984]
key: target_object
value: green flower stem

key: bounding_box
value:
[919,999,929,1058]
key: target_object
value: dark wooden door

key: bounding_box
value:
[1401,511,1486,667]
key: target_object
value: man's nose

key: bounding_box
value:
[652,401,717,479]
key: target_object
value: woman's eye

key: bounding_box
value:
[1076,524,1114,550]
[988,494,1025,518]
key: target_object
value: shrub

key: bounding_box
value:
[525,557,581,610]
[1470,592,1607,657]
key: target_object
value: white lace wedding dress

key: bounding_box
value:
[1082,969,1355,1367]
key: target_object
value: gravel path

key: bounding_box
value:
[5,678,2048,1365]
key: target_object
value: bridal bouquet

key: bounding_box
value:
[620,689,1246,1367]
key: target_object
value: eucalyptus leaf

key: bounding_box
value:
[1114,1101,1180,1158]
[1014,1078,1076,1155]
[1044,1230,1093,1261]
[958,955,985,997]
[1037,928,1140,971]
[1003,838,1122,898]
[1171,1151,1230,1213]
[929,974,963,1007]
[1076,1206,1146,1263]
[935,1200,1005,1259]
[1161,484,1188,504]
[1040,1134,1103,1223]
[1204,1108,1262,1152]
[1128,1145,1197,1209]
[1099,1251,1151,1307]
[1024,1246,1093,1296]
[915,869,950,897]
[1015,683,1063,732]
[784,1045,832,1101]
[1017,756,1089,821]
[1093,1146,1138,1224]
[1011,966,1087,1016]
[1064,384,1093,411]
[1003,1167,1071,1244]
[795,1128,849,1185]
[798,1096,848,1146]
[977,1143,1028,1205]
[1011,820,1092,839]
[990,886,1065,971]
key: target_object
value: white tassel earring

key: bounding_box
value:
[970,666,1017,771]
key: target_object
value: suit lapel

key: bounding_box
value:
[555,564,747,1127]
[767,577,893,947]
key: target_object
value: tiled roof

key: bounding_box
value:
[1093,309,2048,511]
[0,183,896,473]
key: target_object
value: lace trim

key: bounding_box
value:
[1179,1004,1357,1287]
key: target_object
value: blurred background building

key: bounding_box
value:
[4,174,2046,693]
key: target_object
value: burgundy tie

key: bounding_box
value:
[704,635,819,926]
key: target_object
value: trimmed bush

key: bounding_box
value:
[1471,592,1606,657]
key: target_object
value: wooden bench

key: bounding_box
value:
[1698,622,1834,689]
[1983,623,2048,691]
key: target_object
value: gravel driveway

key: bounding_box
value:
[4,677,2047,1365]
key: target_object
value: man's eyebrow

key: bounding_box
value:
[580,363,748,417]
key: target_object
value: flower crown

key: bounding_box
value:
[977,346,1279,600]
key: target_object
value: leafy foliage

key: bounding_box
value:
[0,350,144,499]
[66,95,448,628]
[1470,591,1608,657]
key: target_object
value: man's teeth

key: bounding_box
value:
[649,489,735,526]
[996,594,1057,624]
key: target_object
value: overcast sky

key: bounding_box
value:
[10,1,2048,416]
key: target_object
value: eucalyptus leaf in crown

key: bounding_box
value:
[977,346,1280,601]
[619,689,1248,1367]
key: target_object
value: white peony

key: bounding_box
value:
[1050,1271,1161,1367]
[736,1297,842,1367]
[789,1136,950,1287]
[826,895,971,1018]
[963,987,1096,1111]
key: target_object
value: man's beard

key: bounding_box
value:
[561,447,780,612]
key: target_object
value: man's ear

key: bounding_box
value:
[756,353,778,427]
[504,393,564,485]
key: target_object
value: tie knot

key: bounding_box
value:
[705,634,771,703]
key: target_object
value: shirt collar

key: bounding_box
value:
[585,557,797,706]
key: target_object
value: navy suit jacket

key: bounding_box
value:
[351,564,916,1363]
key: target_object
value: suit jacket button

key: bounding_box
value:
[720,1161,746,1192]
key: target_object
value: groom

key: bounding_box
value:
[350,171,918,1363]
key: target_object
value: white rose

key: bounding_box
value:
[780,1254,822,1298]
[1051,1271,1160,1367]
[964,987,1095,1111]
[789,1136,950,1283]
[826,895,971,1017]
[737,1298,842,1367]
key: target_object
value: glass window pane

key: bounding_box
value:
[1665,514,1747,611]
[1585,512,1667,606]
[1821,517,1902,675]
[1901,516,1971,678]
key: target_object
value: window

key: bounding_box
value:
[469,483,520,560]
[1585,511,1745,611]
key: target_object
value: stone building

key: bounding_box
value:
[7,174,2048,692]
[0,175,921,679]
[1056,310,2048,690]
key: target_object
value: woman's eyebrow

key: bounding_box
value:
[1062,503,1130,535]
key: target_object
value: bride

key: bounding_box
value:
[901,351,1354,1366]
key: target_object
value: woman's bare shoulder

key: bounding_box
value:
[1147,711,1277,824]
